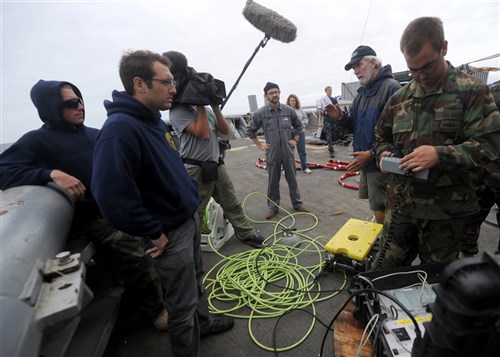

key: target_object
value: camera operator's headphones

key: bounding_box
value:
[163,51,226,106]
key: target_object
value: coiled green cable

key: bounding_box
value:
[203,192,347,352]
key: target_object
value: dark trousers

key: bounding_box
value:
[146,215,211,357]
[323,118,336,153]
[461,186,500,254]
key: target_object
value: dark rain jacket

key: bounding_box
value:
[338,65,401,171]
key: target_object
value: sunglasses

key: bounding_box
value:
[62,98,84,109]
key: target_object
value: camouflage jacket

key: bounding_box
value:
[484,81,500,190]
[375,63,500,219]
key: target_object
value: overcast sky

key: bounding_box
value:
[1,0,499,143]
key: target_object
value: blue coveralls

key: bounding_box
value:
[246,103,304,212]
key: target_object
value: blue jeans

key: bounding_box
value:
[295,132,308,170]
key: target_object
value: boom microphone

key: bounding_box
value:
[221,0,297,109]
[242,0,297,43]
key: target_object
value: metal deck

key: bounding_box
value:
[105,133,499,357]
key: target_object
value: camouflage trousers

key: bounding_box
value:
[322,118,339,153]
[460,186,500,254]
[186,164,256,240]
[323,117,345,153]
[70,216,164,321]
[378,210,463,270]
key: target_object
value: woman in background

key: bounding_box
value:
[287,94,311,174]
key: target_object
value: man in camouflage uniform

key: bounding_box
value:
[460,81,500,255]
[374,17,500,269]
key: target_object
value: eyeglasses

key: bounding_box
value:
[150,78,177,87]
[62,98,84,109]
[408,56,440,75]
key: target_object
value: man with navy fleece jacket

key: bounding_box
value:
[91,50,233,357]
[0,79,168,330]
[325,46,401,224]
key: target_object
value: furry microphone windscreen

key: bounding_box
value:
[242,0,297,43]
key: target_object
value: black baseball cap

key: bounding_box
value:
[344,45,377,71]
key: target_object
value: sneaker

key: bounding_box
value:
[265,210,278,219]
[294,205,310,213]
[304,168,312,174]
[153,309,168,331]
[329,151,335,158]
[240,234,265,248]
[201,316,234,338]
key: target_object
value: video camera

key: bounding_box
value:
[163,51,226,107]
[178,67,226,106]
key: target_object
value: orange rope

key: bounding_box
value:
[255,158,359,190]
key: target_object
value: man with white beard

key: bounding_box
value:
[325,45,400,224]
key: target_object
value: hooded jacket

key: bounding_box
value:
[339,65,401,171]
[91,90,198,240]
[0,80,97,189]
[0,79,100,228]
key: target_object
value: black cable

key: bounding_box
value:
[390,304,399,320]
[372,142,426,271]
[271,308,334,356]
[371,173,408,271]
[290,308,335,330]
[370,314,384,357]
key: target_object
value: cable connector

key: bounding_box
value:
[281,228,301,247]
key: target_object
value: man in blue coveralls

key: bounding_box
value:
[246,82,309,220]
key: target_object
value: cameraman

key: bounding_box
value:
[165,51,264,248]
